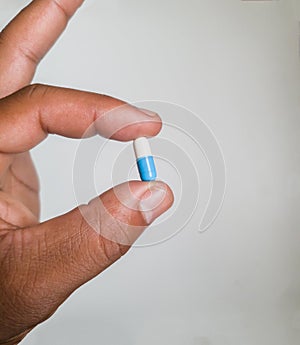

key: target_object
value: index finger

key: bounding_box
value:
[0,0,84,98]
[0,84,162,153]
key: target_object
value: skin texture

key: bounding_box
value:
[0,1,174,344]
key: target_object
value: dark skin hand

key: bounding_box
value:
[0,1,174,344]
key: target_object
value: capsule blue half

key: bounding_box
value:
[137,156,157,181]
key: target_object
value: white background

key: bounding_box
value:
[1,0,300,344]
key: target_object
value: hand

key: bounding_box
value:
[0,1,174,344]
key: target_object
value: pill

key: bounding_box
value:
[133,137,157,181]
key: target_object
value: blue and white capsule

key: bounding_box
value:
[133,137,157,181]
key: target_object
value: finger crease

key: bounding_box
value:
[9,166,39,194]
[0,216,19,230]
[18,45,41,66]
[52,0,72,20]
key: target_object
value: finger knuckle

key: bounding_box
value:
[25,84,49,99]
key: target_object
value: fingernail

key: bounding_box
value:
[138,186,167,224]
[139,108,158,117]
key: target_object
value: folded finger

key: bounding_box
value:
[0,0,84,97]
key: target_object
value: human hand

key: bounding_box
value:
[0,1,174,343]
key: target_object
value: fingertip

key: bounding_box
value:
[138,181,174,225]
[113,180,174,225]
[133,107,163,138]
[95,104,163,141]
[100,180,174,226]
[52,0,86,16]
[112,118,162,141]
[120,180,173,205]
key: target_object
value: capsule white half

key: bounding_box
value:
[133,137,157,181]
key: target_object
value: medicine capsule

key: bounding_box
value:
[133,137,157,181]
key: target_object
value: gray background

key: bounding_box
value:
[1,0,300,344]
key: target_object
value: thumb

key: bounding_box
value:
[1,181,173,340]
